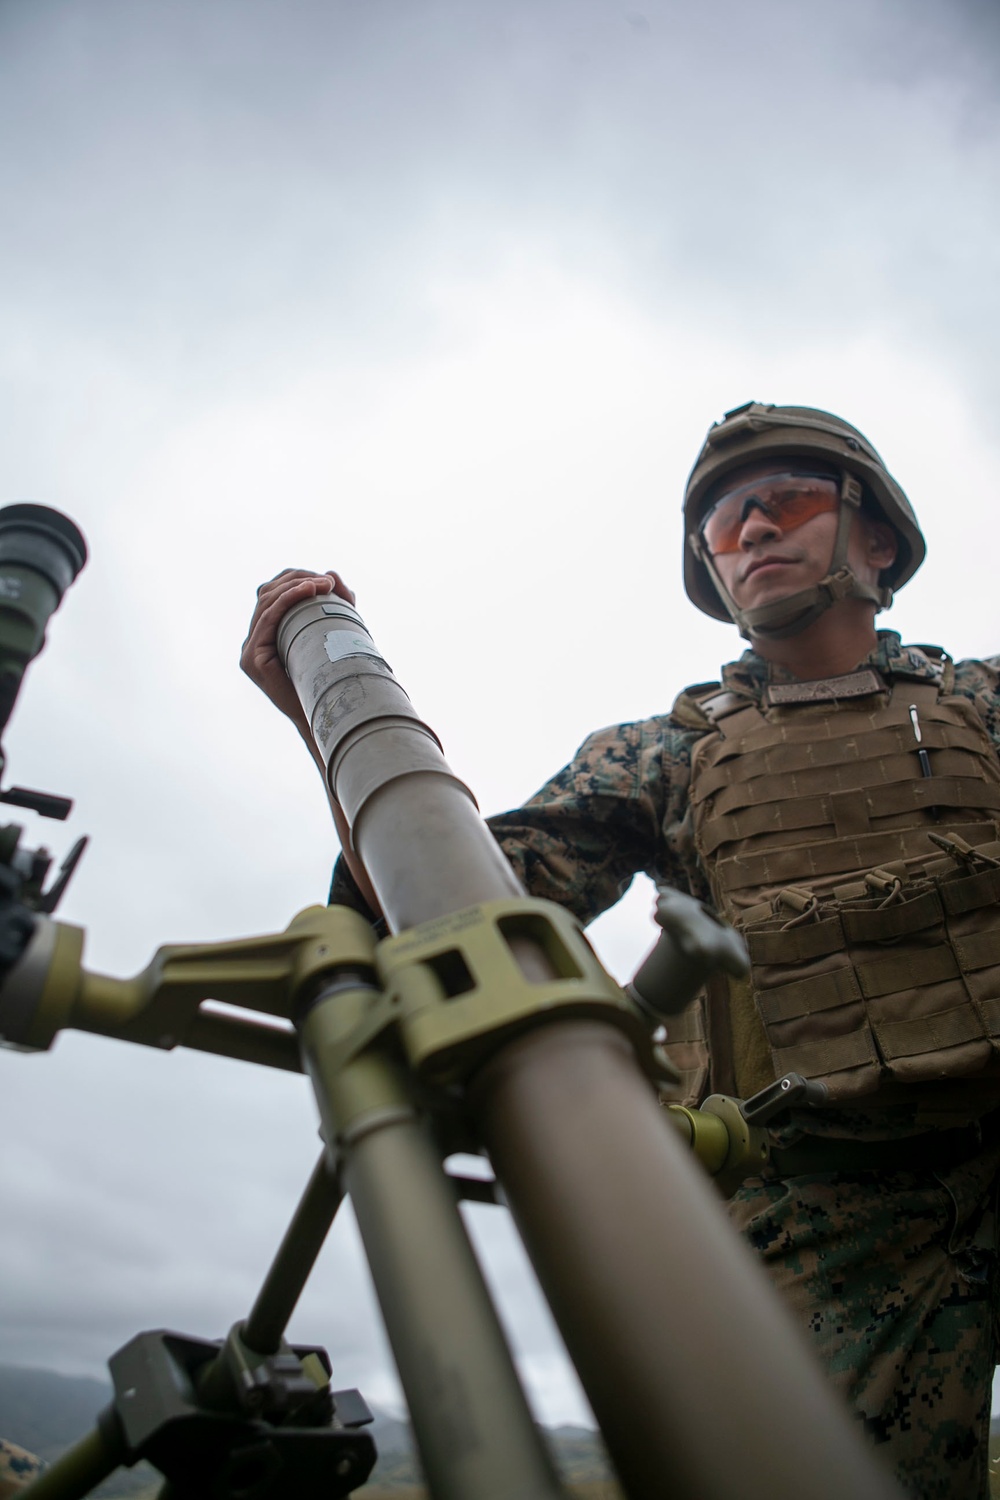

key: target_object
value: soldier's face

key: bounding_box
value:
[704,462,896,613]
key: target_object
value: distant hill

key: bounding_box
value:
[0,1364,614,1492]
[0,1366,154,1497]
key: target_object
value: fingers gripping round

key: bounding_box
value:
[240,570,356,733]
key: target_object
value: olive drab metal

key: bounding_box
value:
[661,655,1000,1107]
[0,512,902,1500]
[683,402,926,639]
[272,593,899,1500]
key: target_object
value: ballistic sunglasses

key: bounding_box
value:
[698,472,840,557]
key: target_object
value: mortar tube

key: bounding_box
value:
[278,597,899,1500]
[276,596,546,959]
[468,1021,895,1500]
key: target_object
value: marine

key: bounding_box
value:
[242,402,1000,1500]
[0,1438,44,1498]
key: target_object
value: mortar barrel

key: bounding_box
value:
[278,596,898,1500]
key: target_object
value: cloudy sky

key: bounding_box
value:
[0,0,998,1441]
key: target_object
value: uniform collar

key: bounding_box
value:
[720,631,945,700]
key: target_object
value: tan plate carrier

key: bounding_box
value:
[663,658,1000,1105]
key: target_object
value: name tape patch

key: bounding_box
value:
[766,669,884,705]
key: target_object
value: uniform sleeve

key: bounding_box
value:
[951,658,1000,751]
[486,719,671,926]
[330,716,688,929]
[329,853,377,919]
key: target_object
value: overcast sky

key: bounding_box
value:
[0,0,998,1441]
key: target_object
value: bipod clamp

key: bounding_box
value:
[18,1327,375,1500]
[294,895,674,1133]
[372,895,665,1086]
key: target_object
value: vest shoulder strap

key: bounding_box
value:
[699,690,767,738]
[672,681,768,740]
[897,643,956,694]
[669,682,720,730]
[908,643,947,663]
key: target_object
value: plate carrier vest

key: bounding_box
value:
[664,651,1000,1107]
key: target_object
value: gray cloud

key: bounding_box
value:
[1,0,996,399]
[1,0,999,1442]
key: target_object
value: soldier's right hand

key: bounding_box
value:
[241,569,356,744]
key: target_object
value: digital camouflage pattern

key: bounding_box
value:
[486,633,1000,927]
[331,632,1000,928]
[0,1438,44,1498]
[729,1141,1000,1500]
[329,630,1000,1498]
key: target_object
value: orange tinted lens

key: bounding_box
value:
[700,476,839,555]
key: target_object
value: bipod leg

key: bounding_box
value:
[19,1410,124,1500]
[242,1151,344,1355]
[298,978,565,1500]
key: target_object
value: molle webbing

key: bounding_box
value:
[675,669,1000,1105]
[661,990,709,1103]
[699,780,997,855]
[739,852,1000,1099]
[689,683,1000,909]
[697,738,992,801]
[659,970,744,1104]
[713,822,1000,897]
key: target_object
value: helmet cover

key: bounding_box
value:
[683,402,925,629]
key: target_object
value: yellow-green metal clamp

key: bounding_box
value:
[665,1094,770,1194]
[373,895,659,1086]
[0,904,380,1070]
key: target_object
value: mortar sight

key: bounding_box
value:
[0,504,87,739]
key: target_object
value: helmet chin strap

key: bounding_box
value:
[698,473,893,642]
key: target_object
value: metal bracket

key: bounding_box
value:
[664,1094,770,1194]
[107,1328,375,1500]
[374,896,656,1085]
[740,1071,829,1125]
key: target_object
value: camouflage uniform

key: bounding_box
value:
[0,1439,44,1498]
[331,631,1000,1500]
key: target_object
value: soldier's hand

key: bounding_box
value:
[241,569,356,743]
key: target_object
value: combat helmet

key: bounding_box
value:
[684,402,925,639]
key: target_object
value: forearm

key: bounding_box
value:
[327,790,382,915]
